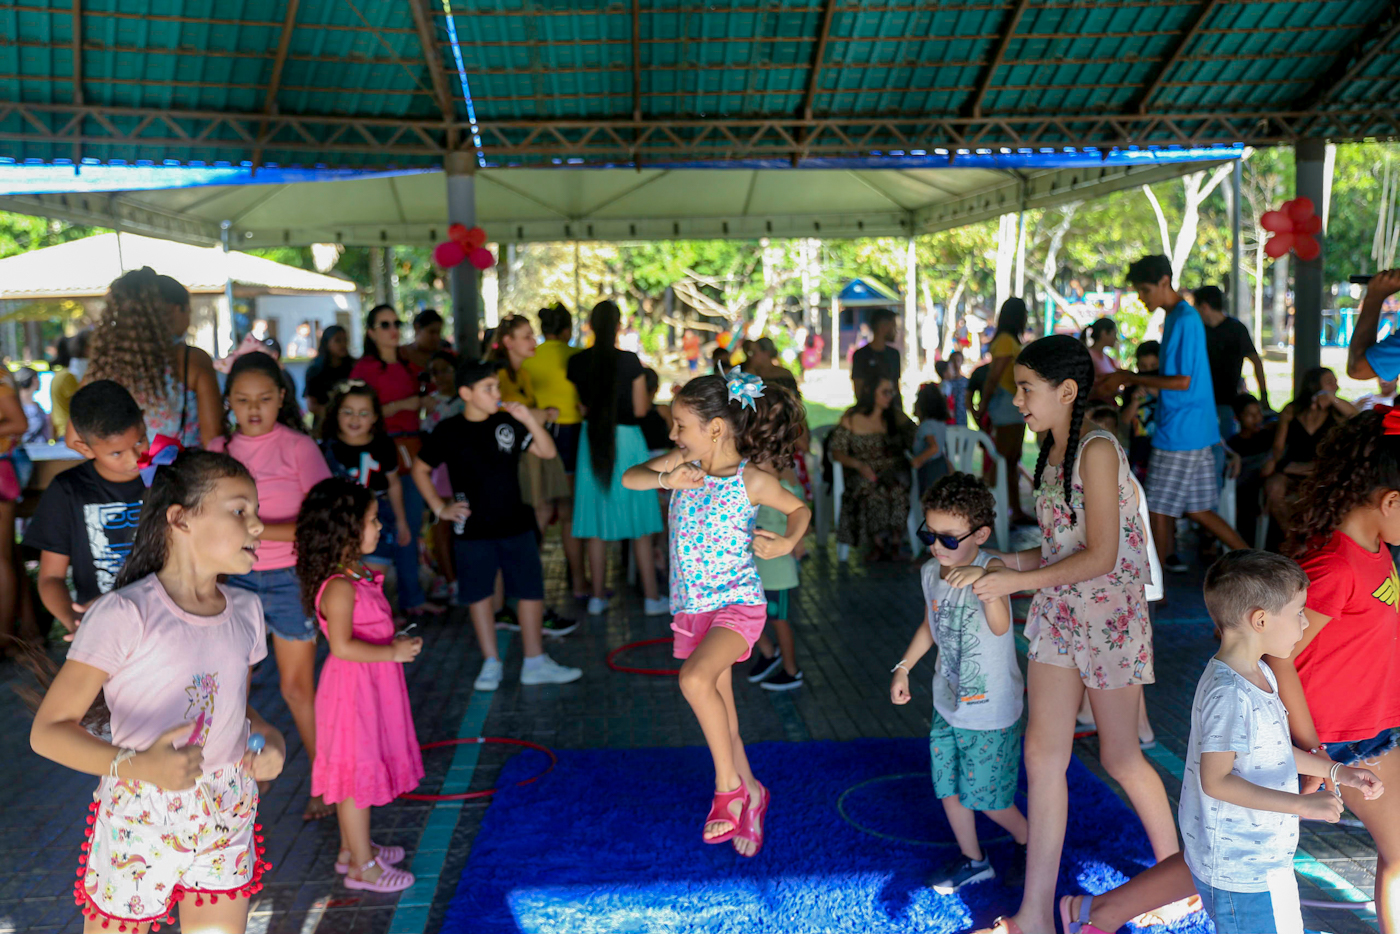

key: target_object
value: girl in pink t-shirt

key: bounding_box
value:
[30,450,288,933]
[296,478,424,893]
[209,351,333,822]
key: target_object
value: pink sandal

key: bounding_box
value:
[1059,895,1112,934]
[969,917,1024,934]
[702,785,748,844]
[334,842,405,874]
[733,782,769,858]
[343,858,415,893]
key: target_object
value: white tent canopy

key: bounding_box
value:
[0,159,1229,249]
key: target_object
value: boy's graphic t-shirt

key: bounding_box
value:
[1179,660,1299,893]
[23,460,145,605]
[418,411,535,541]
[921,550,1023,731]
[68,574,268,770]
[1296,530,1400,742]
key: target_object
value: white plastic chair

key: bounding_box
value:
[1219,476,1237,531]
[943,426,1011,552]
[830,460,921,562]
[1128,472,1164,603]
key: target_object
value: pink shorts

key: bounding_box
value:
[671,603,767,662]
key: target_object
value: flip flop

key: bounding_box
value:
[733,782,769,858]
[702,784,748,844]
[970,917,1024,934]
[334,843,405,874]
[343,859,415,893]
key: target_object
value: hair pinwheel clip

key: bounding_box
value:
[726,371,766,410]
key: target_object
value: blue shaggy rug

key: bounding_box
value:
[443,737,1207,934]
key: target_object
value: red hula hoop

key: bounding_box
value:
[398,737,558,802]
[606,637,681,676]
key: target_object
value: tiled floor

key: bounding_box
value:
[0,530,1382,933]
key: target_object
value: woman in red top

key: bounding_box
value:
[1273,409,1400,932]
[349,304,434,617]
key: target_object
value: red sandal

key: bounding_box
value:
[702,784,748,844]
[733,782,769,858]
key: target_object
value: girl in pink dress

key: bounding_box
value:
[296,478,425,893]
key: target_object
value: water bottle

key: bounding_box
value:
[453,493,468,536]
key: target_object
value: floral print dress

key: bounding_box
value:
[829,423,914,551]
[1025,429,1154,690]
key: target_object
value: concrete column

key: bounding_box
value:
[445,152,480,358]
[1293,138,1325,393]
[904,237,918,380]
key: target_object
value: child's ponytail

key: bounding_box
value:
[672,371,807,468]
[118,451,254,588]
[1286,409,1400,556]
[1016,334,1095,527]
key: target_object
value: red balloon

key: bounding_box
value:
[1264,232,1294,258]
[1287,196,1316,223]
[463,226,487,250]
[1296,214,1323,236]
[1261,211,1293,233]
[1293,234,1321,261]
[467,246,494,270]
[434,240,466,268]
[448,223,470,245]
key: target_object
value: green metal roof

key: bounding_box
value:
[1,0,1397,170]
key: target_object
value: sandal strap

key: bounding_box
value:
[1079,894,1094,928]
[359,858,379,873]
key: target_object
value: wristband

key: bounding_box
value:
[891,660,910,673]
[433,503,445,519]
[110,747,136,779]
[1329,761,1344,796]
[657,470,670,491]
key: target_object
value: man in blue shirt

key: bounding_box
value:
[1110,256,1247,572]
[1346,269,1400,385]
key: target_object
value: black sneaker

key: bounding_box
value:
[926,855,995,894]
[1164,553,1189,574]
[494,607,521,631]
[746,650,783,683]
[760,669,804,691]
[542,608,578,638]
[1001,843,1027,890]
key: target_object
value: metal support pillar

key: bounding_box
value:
[1231,159,1247,335]
[220,220,234,359]
[446,153,480,358]
[1293,138,1326,394]
[904,237,918,381]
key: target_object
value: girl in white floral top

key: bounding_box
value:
[966,335,1177,934]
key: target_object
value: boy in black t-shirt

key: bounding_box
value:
[411,358,583,693]
[25,380,148,640]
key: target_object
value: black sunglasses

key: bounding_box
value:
[374,319,401,330]
[917,520,981,550]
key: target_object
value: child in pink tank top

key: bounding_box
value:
[296,477,424,893]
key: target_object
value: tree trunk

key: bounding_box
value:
[1271,253,1289,353]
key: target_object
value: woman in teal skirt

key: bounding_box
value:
[566,301,666,617]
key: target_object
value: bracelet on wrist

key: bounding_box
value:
[891,660,910,673]
[110,747,136,780]
[433,503,444,519]
[657,470,670,491]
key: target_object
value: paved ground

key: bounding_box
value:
[0,525,1383,934]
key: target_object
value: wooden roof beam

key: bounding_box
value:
[1129,0,1224,114]
[69,0,81,162]
[632,0,642,121]
[1292,0,1400,111]
[252,0,300,170]
[409,0,459,148]
[800,0,837,120]
[963,0,1032,119]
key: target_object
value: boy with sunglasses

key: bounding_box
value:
[891,472,1028,894]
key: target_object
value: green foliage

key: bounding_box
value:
[0,211,104,259]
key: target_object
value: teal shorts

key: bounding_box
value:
[764,588,790,620]
[930,711,1023,811]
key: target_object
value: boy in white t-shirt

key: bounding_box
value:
[1181,551,1385,934]
[891,472,1027,894]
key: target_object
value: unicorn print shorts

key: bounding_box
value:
[74,766,269,929]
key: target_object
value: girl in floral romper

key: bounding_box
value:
[966,336,1178,934]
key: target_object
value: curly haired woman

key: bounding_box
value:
[84,267,221,448]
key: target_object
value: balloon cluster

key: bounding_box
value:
[1262,197,1322,262]
[434,223,495,271]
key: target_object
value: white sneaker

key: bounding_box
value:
[587,596,608,616]
[643,597,671,616]
[520,654,583,685]
[474,657,503,692]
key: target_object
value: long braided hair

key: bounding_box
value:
[1017,334,1095,527]
[1285,410,1400,556]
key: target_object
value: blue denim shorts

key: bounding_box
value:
[1190,872,1301,934]
[1323,726,1400,767]
[225,566,317,642]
